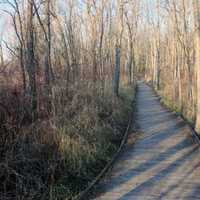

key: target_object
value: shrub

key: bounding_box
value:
[0,82,134,200]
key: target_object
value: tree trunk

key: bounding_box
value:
[20,47,26,93]
[26,0,37,119]
[44,0,52,112]
[113,46,121,96]
[194,0,200,132]
[155,0,161,91]
[155,47,160,90]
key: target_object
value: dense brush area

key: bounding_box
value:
[0,0,140,198]
[0,82,134,200]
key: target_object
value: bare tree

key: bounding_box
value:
[194,0,200,132]
[113,0,124,97]
[44,0,52,111]
[124,1,139,85]
[26,0,37,118]
[5,0,26,92]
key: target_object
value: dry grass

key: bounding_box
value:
[160,95,195,126]
[0,81,134,200]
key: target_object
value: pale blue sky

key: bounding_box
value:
[0,0,157,58]
[0,0,157,30]
[0,1,13,35]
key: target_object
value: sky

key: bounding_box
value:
[0,1,13,33]
[0,1,15,58]
[0,0,157,59]
[0,0,158,31]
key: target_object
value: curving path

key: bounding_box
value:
[94,82,200,200]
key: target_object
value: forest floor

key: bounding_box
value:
[93,82,200,200]
[0,83,135,200]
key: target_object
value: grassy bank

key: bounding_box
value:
[51,84,135,199]
[0,83,135,200]
[154,89,195,127]
[159,95,195,125]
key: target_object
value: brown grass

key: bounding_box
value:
[0,81,134,200]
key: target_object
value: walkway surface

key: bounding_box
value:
[94,82,200,200]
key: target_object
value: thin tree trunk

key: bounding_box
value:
[44,0,52,112]
[26,0,37,119]
[194,0,200,132]
[113,46,121,96]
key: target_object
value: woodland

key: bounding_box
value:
[0,0,199,199]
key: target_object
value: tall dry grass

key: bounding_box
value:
[0,80,134,200]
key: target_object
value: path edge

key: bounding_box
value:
[146,81,200,146]
[71,85,137,200]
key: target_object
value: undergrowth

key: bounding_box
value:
[0,82,134,200]
[157,91,195,126]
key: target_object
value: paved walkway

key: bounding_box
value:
[94,82,200,200]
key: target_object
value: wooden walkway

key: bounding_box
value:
[94,82,200,200]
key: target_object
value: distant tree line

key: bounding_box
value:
[1,0,141,121]
[142,0,200,132]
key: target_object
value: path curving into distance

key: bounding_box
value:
[94,82,200,200]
